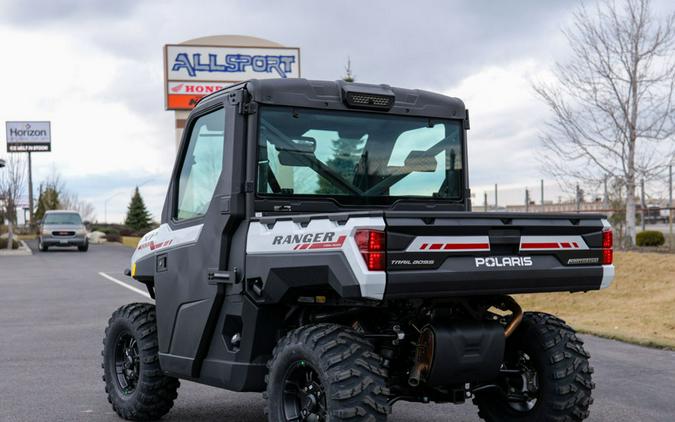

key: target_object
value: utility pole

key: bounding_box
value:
[525,189,530,213]
[669,162,673,250]
[540,179,544,207]
[483,192,488,212]
[576,184,581,213]
[640,178,646,232]
[603,175,609,209]
[494,184,498,209]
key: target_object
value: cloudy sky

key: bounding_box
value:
[0,0,672,222]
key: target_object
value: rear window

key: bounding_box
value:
[256,106,463,206]
[43,213,82,225]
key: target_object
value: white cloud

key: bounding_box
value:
[442,59,568,203]
[4,0,670,220]
[0,26,174,222]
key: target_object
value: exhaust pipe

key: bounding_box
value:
[408,327,434,387]
[501,296,523,338]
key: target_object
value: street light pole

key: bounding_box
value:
[104,178,155,223]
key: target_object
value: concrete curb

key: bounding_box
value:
[0,240,33,256]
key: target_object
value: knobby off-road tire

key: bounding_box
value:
[265,323,391,421]
[102,303,179,421]
[474,312,594,422]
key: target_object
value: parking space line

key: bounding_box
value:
[98,272,153,300]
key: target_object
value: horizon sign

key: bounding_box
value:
[164,44,301,110]
[6,121,51,152]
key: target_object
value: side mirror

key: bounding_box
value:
[403,150,437,172]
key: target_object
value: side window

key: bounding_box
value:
[175,108,225,220]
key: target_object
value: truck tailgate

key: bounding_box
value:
[384,211,614,297]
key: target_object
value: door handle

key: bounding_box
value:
[207,269,238,285]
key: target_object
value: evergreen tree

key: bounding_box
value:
[124,187,152,232]
[34,183,61,221]
[316,137,364,194]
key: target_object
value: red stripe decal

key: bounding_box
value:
[420,243,428,250]
[573,242,579,248]
[561,242,571,248]
[521,242,560,249]
[307,235,347,250]
[429,243,443,250]
[443,243,490,250]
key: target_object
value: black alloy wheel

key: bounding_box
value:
[473,312,594,422]
[113,332,140,395]
[102,303,180,421]
[265,324,390,422]
[281,360,327,421]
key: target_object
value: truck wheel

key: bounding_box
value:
[38,239,48,251]
[473,312,594,422]
[78,241,88,252]
[102,303,179,421]
[265,323,390,421]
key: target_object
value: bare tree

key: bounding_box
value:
[61,191,96,222]
[534,0,675,247]
[35,170,96,223]
[0,155,26,249]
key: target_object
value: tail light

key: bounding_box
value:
[602,228,613,265]
[355,229,385,271]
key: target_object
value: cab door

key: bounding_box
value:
[154,99,246,377]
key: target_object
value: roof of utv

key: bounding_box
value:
[196,78,467,121]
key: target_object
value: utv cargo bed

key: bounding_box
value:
[384,211,613,297]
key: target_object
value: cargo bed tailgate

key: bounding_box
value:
[384,212,614,298]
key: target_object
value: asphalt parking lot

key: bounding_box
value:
[2,241,675,422]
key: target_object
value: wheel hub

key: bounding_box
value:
[282,361,326,422]
[505,351,539,412]
[114,332,140,395]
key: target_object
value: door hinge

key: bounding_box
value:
[230,89,257,115]
[227,91,242,106]
[240,101,258,115]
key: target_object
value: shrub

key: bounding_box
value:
[105,232,122,243]
[90,225,122,243]
[636,230,665,247]
[0,238,20,249]
[90,223,156,239]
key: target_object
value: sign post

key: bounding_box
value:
[5,121,52,225]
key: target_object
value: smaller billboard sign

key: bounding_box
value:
[164,44,301,110]
[6,121,51,152]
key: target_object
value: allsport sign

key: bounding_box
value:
[164,44,301,110]
[5,121,51,152]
